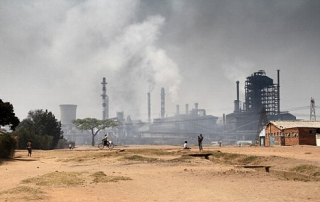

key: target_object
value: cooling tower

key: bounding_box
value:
[59,104,77,125]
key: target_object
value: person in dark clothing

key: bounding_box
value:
[26,141,32,157]
[198,134,203,151]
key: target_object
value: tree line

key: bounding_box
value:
[0,98,118,158]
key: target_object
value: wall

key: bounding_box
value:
[283,128,299,146]
[299,128,316,146]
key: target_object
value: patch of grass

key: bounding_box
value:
[0,186,44,195]
[223,153,242,161]
[168,155,193,163]
[0,186,46,200]
[21,171,84,186]
[91,171,132,183]
[210,152,241,161]
[123,155,157,162]
[239,156,258,164]
[290,164,320,176]
[125,149,174,156]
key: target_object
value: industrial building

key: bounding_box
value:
[114,90,218,145]
[225,70,296,143]
[60,70,300,146]
[263,121,320,146]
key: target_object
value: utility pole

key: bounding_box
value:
[310,97,316,121]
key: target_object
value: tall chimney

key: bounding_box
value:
[237,81,240,101]
[277,70,280,115]
[101,77,109,119]
[161,88,165,119]
[176,105,179,115]
[234,81,240,113]
[223,113,226,133]
[195,103,199,116]
[147,92,151,123]
[185,104,189,114]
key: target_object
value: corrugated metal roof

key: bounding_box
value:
[269,120,320,130]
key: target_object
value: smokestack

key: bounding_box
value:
[234,81,240,113]
[223,113,226,133]
[185,104,189,114]
[147,92,151,123]
[176,105,179,115]
[101,77,109,119]
[59,104,77,125]
[277,70,280,115]
[161,88,165,119]
[236,81,239,101]
[195,103,199,116]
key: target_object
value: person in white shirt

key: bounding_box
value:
[183,141,190,149]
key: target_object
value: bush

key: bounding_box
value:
[0,133,17,158]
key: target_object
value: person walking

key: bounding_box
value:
[26,141,32,157]
[198,134,203,151]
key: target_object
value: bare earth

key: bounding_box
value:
[1,145,320,202]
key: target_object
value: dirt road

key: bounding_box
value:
[1,145,319,202]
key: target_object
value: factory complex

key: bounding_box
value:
[59,70,319,147]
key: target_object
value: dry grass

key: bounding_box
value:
[290,164,320,176]
[122,155,158,162]
[0,186,46,200]
[21,171,84,186]
[90,171,132,183]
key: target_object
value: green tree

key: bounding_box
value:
[0,99,20,131]
[72,118,118,146]
[14,109,63,149]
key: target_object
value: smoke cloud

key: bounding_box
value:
[1,0,319,121]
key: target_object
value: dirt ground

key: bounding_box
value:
[1,144,320,202]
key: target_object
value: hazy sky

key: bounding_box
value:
[1,0,319,122]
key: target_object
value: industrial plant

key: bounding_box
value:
[61,70,299,146]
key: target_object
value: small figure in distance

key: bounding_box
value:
[198,134,203,151]
[26,140,32,157]
[69,143,73,150]
[183,141,191,150]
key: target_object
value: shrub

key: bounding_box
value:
[0,133,17,158]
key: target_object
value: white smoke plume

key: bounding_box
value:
[45,1,182,119]
[222,58,254,94]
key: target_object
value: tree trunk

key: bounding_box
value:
[91,134,95,146]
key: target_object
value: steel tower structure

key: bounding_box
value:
[244,70,279,115]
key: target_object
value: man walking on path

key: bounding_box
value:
[198,134,203,151]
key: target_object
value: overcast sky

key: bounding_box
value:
[1,0,319,122]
